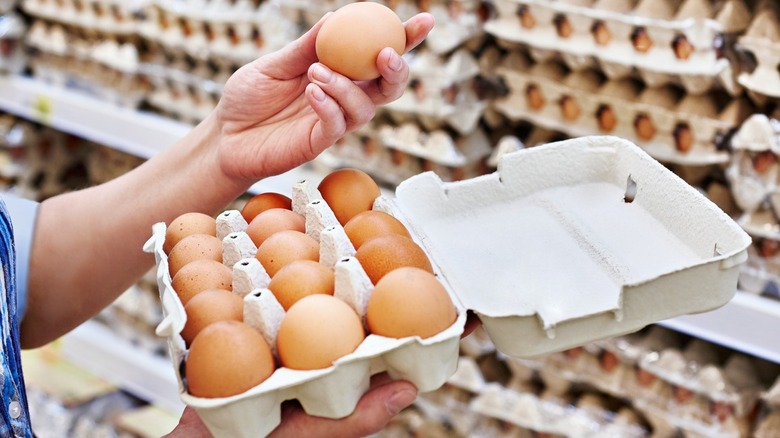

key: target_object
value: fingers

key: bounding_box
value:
[403,12,435,52]
[268,378,418,438]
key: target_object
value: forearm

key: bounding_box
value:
[21,114,249,348]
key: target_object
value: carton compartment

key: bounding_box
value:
[392,136,750,357]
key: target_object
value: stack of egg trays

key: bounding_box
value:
[483,0,752,96]
[491,48,755,167]
[725,114,780,299]
[736,3,780,100]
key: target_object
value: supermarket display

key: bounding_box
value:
[2,0,780,436]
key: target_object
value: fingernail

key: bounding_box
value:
[312,64,333,84]
[310,85,326,101]
[388,51,402,72]
[386,388,416,416]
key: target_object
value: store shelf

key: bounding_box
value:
[660,291,780,364]
[0,74,192,159]
[59,319,185,414]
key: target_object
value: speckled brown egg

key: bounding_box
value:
[168,234,223,278]
[245,208,306,248]
[164,212,216,254]
[186,321,275,398]
[355,234,432,284]
[256,230,319,277]
[172,259,233,305]
[277,295,365,370]
[343,210,411,250]
[318,168,381,225]
[366,267,457,339]
[241,192,292,223]
[268,260,335,311]
[181,289,243,346]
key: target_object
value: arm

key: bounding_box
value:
[21,12,435,348]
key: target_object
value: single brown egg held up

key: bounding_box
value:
[181,289,243,346]
[277,295,365,370]
[268,260,335,311]
[245,208,306,247]
[355,234,433,284]
[256,230,319,277]
[315,2,406,81]
[186,321,275,398]
[164,212,216,254]
[241,192,292,223]
[168,234,223,278]
[318,168,381,225]
[172,259,233,305]
[367,267,457,339]
[343,210,411,250]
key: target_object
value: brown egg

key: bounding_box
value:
[634,114,656,141]
[181,289,243,346]
[318,168,381,225]
[256,230,319,277]
[186,321,275,398]
[164,212,216,254]
[172,259,233,305]
[245,208,306,247]
[277,295,365,370]
[526,84,544,111]
[315,2,406,81]
[597,105,616,133]
[268,260,335,311]
[241,192,292,223]
[355,234,433,284]
[674,122,694,153]
[367,267,457,339]
[343,210,411,250]
[560,95,580,121]
[168,234,223,278]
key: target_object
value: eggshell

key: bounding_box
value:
[268,260,335,311]
[355,234,433,284]
[317,168,381,225]
[241,192,293,223]
[367,267,457,339]
[181,289,244,346]
[315,2,406,81]
[277,294,365,370]
[168,234,223,278]
[186,320,275,398]
[255,230,320,277]
[171,259,233,305]
[343,210,411,250]
[164,212,216,254]
[245,208,306,247]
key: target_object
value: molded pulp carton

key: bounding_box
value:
[145,135,750,437]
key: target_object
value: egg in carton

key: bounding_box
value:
[483,0,749,97]
[146,136,750,436]
[383,48,488,136]
[736,4,780,99]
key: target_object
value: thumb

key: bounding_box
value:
[269,378,418,438]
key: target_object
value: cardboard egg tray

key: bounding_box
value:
[492,52,754,166]
[483,0,750,96]
[145,135,750,437]
[21,0,138,35]
[736,6,780,99]
[383,48,488,136]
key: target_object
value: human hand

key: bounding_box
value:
[213,12,434,185]
[163,373,417,437]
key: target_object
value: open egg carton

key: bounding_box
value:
[492,50,755,166]
[146,136,750,437]
[736,2,780,100]
[483,0,751,96]
[136,0,299,66]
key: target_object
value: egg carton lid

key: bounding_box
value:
[390,135,749,357]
